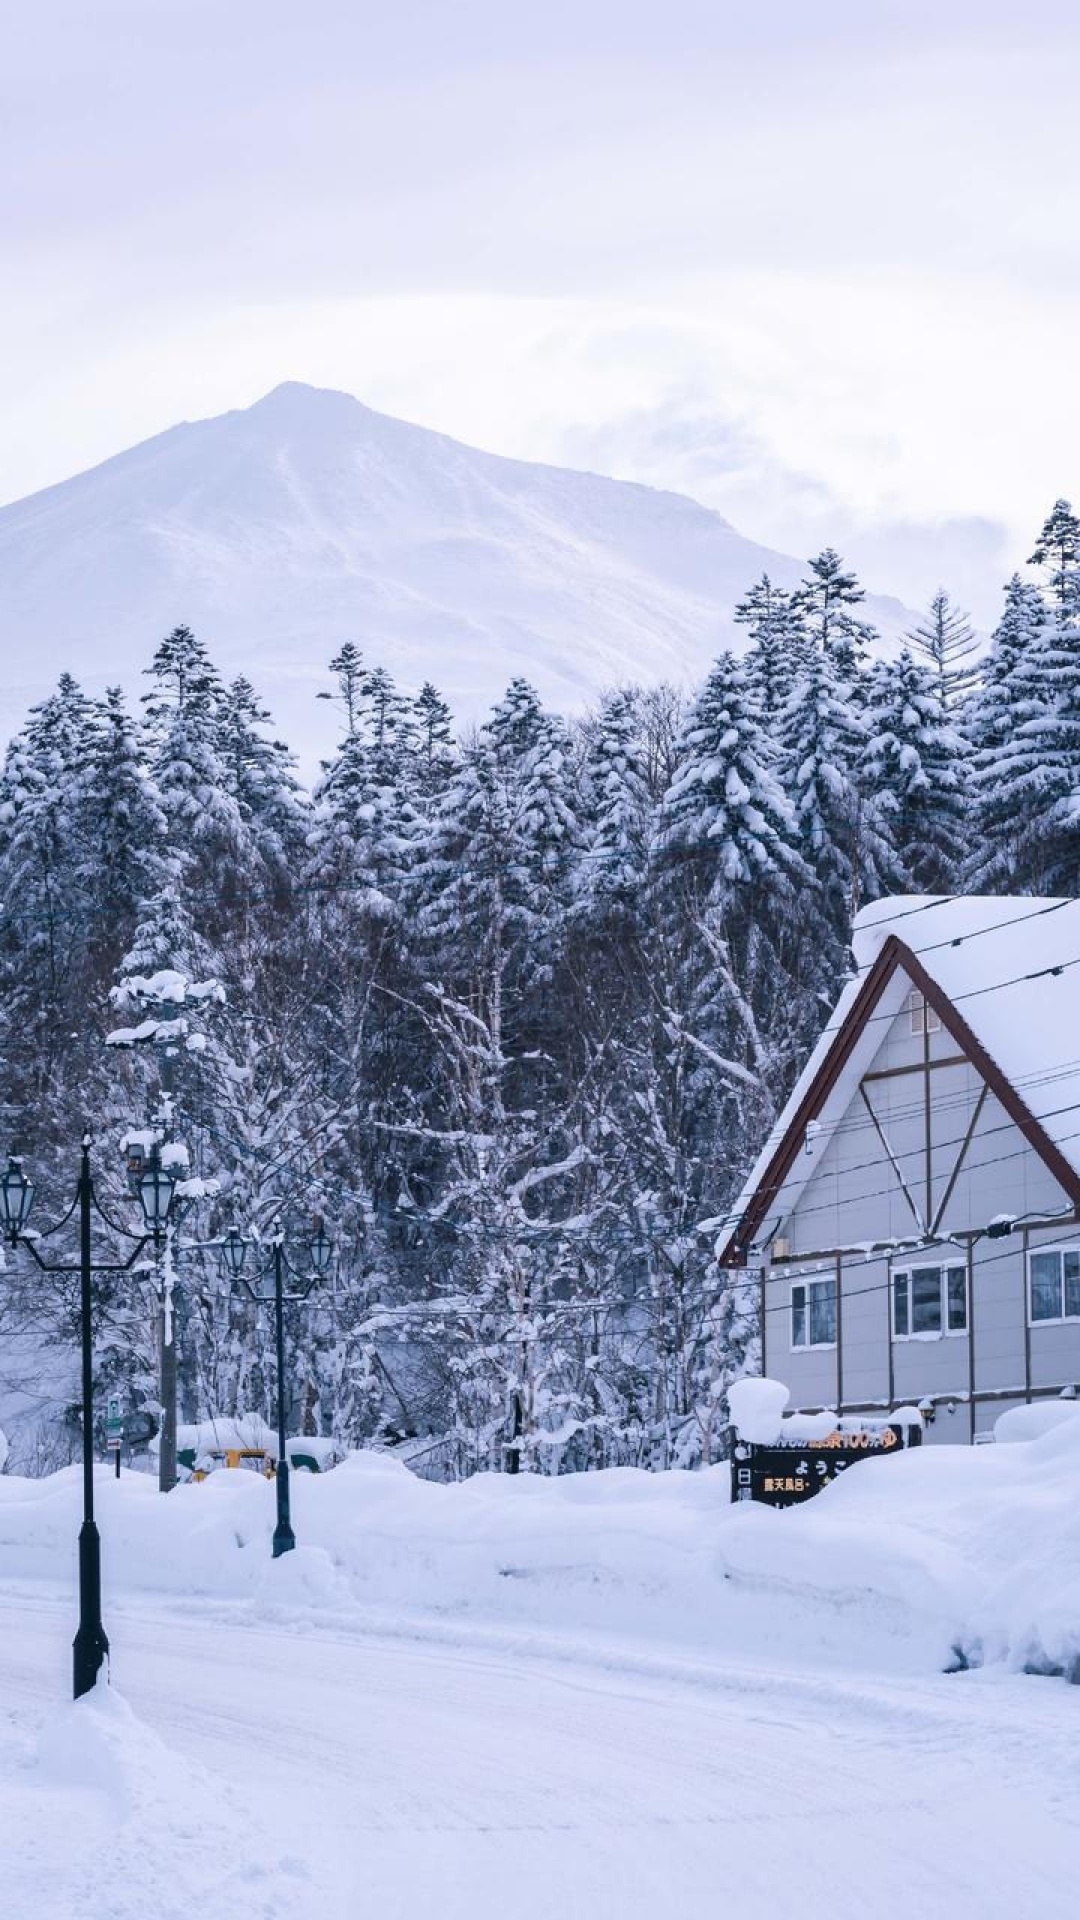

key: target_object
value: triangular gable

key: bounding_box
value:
[718,932,1080,1266]
[903,938,1080,1213]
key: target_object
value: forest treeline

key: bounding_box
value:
[1,500,1078,1475]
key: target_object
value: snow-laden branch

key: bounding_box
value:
[661,1012,760,1089]
[369,1117,496,1149]
[509,1142,589,1200]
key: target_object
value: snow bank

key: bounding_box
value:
[2,1419,1079,1680]
[717,1415,1080,1679]
[994,1399,1080,1444]
[0,1456,736,1654]
[6,1684,318,1919]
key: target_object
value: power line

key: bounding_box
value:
[702,945,1080,1245]
[751,1204,1078,1322]
[171,1085,1080,1270]
[775,1049,1080,1146]
[0,828,1071,928]
[691,1078,1080,1246]
[89,968,1080,1253]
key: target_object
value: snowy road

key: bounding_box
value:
[2,1586,1079,1920]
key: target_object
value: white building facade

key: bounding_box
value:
[718,897,1080,1444]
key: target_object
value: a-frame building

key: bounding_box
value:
[718,896,1080,1442]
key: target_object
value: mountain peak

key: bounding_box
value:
[0,387,911,777]
[239,380,384,431]
[247,379,366,413]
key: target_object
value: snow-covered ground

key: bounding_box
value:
[3,1426,1080,1917]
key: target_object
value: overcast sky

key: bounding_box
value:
[5,0,1080,621]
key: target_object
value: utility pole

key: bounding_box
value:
[156,1039,179,1494]
[158,1220,179,1493]
[108,964,223,1494]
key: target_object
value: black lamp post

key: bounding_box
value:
[0,1138,178,1698]
[220,1219,331,1558]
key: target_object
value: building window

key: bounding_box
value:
[907,990,941,1036]
[791,1277,837,1349]
[1029,1247,1080,1324]
[893,1264,967,1338]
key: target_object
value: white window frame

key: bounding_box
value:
[892,1262,968,1341]
[1027,1242,1080,1327]
[790,1276,837,1351]
[907,989,942,1036]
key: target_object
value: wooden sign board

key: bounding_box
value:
[730,1422,921,1508]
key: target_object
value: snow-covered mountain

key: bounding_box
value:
[0,382,910,764]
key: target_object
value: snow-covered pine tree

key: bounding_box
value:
[651,653,815,1298]
[315,640,365,738]
[781,645,895,938]
[217,676,306,889]
[998,500,1080,890]
[409,682,458,813]
[906,590,979,709]
[308,656,419,914]
[85,688,168,950]
[364,664,415,769]
[140,626,253,944]
[796,549,876,683]
[734,574,809,716]
[966,510,1080,891]
[967,574,1053,889]
[416,677,580,997]
[0,674,104,1137]
[860,649,967,892]
[574,688,653,918]
[141,624,224,736]
[658,650,801,892]
[1029,497,1080,623]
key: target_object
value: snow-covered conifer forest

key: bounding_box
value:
[2,502,1077,1477]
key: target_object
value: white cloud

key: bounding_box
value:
[3,2,1078,627]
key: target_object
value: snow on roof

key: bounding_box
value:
[720,894,1080,1260]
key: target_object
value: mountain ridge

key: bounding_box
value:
[0,382,912,770]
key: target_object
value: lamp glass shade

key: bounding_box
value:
[0,1158,34,1233]
[220,1229,248,1279]
[137,1157,177,1230]
[309,1219,332,1277]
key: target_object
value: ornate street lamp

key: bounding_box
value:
[1,1137,178,1697]
[309,1215,332,1279]
[137,1148,179,1234]
[221,1221,331,1558]
[0,1157,35,1237]
[219,1226,248,1279]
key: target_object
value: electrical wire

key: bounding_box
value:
[102,999,1080,1256]
[0,844,1070,928]
[752,1208,1078,1324]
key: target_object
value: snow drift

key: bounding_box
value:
[3,1413,1079,1681]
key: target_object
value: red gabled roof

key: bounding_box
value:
[718,931,1080,1266]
